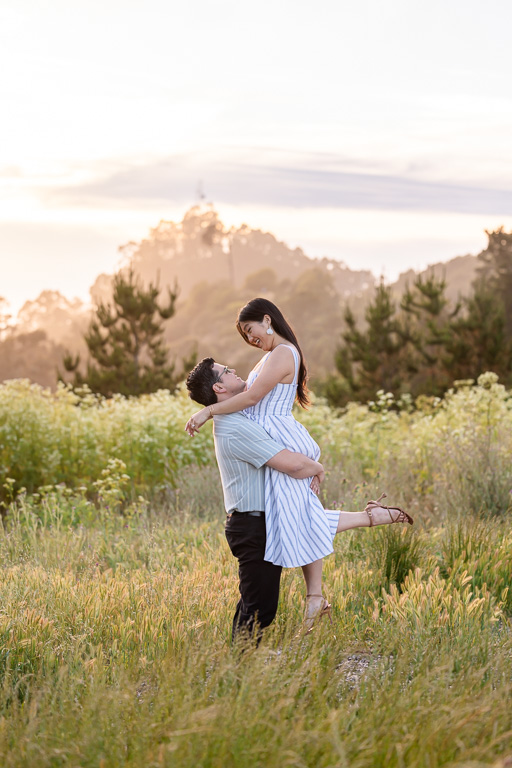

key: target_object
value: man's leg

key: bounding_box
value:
[225,514,282,643]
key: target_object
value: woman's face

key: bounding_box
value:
[240,316,273,351]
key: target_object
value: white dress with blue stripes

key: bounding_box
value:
[244,345,339,568]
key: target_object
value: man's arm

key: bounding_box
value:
[266,449,325,482]
[218,414,325,483]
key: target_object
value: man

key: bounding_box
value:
[186,357,325,642]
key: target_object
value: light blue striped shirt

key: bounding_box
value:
[212,413,283,514]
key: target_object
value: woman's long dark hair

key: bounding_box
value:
[236,298,310,408]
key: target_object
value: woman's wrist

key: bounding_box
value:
[208,404,215,419]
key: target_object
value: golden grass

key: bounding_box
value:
[0,501,511,767]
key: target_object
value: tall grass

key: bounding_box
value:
[0,497,511,767]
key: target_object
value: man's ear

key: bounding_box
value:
[212,382,225,396]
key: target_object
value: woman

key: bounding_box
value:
[185,298,412,628]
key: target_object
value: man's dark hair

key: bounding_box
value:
[186,357,218,406]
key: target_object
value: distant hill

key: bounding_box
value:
[90,205,374,304]
[391,254,478,304]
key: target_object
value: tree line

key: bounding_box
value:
[60,228,512,405]
[323,228,512,405]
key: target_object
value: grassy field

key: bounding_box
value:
[0,375,511,767]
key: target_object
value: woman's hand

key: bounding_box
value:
[310,468,324,495]
[310,476,320,494]
[185,408,210,436]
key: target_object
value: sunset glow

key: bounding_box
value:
[2,0,512,313]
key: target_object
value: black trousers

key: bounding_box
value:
[224,513,282,643]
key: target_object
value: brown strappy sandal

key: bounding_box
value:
[303,594,332,633]
[365,492,414,526]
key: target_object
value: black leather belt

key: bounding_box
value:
[226,510,263,518]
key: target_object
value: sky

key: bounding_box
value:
[1,0,512,315]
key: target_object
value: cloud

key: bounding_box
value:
[0,166,24,179]
[47,152,512,216]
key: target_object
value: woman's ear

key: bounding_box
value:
[263,314,272,328]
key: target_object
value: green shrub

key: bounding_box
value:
[0,381,214,507]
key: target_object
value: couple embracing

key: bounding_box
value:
[185,298,412,642]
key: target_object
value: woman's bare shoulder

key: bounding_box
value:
[265,344,297,371]
[272,344,298,358]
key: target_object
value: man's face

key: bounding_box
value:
[212,363,246,398]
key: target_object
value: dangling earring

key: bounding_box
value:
[266,326,274,335]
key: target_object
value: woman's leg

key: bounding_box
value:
[301,559,331,629]
[334,505,410,534]
[301,558,323,597]
[299,510,381,612]
[297,505,411,630]
[335,510,369,533]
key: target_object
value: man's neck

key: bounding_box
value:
[215,395,232,404]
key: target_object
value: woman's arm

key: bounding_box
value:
[266,451,324,481]
[267,452,325,495]
[185,346,295,435]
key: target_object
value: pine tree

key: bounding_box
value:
[475,228,512,338]
[445,280,512,384]
[332,282,404,404]
[328,275,462,405]
[399,273,460,396]
[63,270,180,396]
